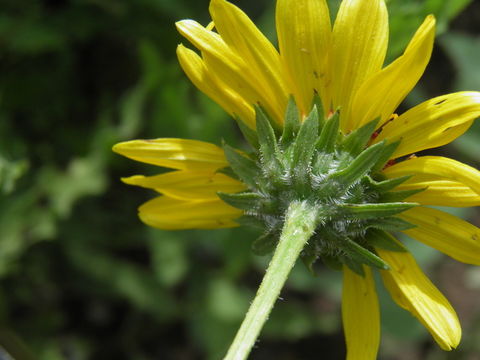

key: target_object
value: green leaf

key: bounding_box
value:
[367,175,412,192]
[311,92,325,129]
[367,229,408,252]
[207,277,250,321]
[441,32,480,91]
[235,116,259,149]
[385,0,472,61]
[217,192,262,211]
[280,96,301,147]
[342,238,390,270]
[42,157,107,218]
[255,105,279,166]
[301,253,318,275]
[223,144,258,188]
[321,255,343,271]
[341,256,366,277]
[331,140,386,188]
[67,241,176,320]
[291,106,320,171]
[0,157,29,194]
[316,110,339,153]
[438,32,480,164]
[252,232,277,256]
[379,188,426,202]
[217,166,239,180]
[342,118,380,156]
[340,202,418,219]
[235,215,265,229]
[148,235,187,287]
[366,217,416,232]
[370,140,400,174]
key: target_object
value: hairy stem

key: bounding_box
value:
[224,201,318,360]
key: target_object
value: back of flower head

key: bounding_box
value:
[113,0,480,358]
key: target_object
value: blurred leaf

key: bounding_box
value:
[450,121,480,162]
[0,16,66,54]
[0,190,56,277]
[0,157,28,194]
[264,303,316,339]
[386,0,472,61]
[39,160,106,218]
[116,40,164,140]
[440,32,480,91]
[264,300,339,339]
[207,277,250,322]
[425,0,472,25]
[66,242,177,321]
[148,231,188,287]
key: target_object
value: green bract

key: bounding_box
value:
[220,98,420,276]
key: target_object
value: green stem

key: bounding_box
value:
[224,201,319,360]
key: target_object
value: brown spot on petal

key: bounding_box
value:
[383,159,397,170]
[370,132,379,141]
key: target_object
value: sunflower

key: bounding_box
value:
[113,0,480,359]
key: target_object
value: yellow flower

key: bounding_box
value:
[113,0,480,358]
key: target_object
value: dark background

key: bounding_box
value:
[0,0,479,359]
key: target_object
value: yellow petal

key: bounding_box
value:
[122,170,246,201]
[383,156,480,196]
[374,91,480,158]
[342,266,380,360]
[176,19,237,66]
[351,16,435,129]
[394,179,480,207]
[276,0,331,115]
[209,0,289,120]
[177,44,255,128]
[112,138,228,170]
[399,206,480,265]
[331,0,389,132]
[176,20,283,124]
[139,196,242,230]
[378,248,461,350]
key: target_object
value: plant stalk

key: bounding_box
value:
[224,200,318,360]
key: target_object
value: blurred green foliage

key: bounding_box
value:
[0,0,479,359]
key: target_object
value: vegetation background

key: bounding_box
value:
[0,0,479,359]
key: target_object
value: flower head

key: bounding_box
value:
[113,0,480,358]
